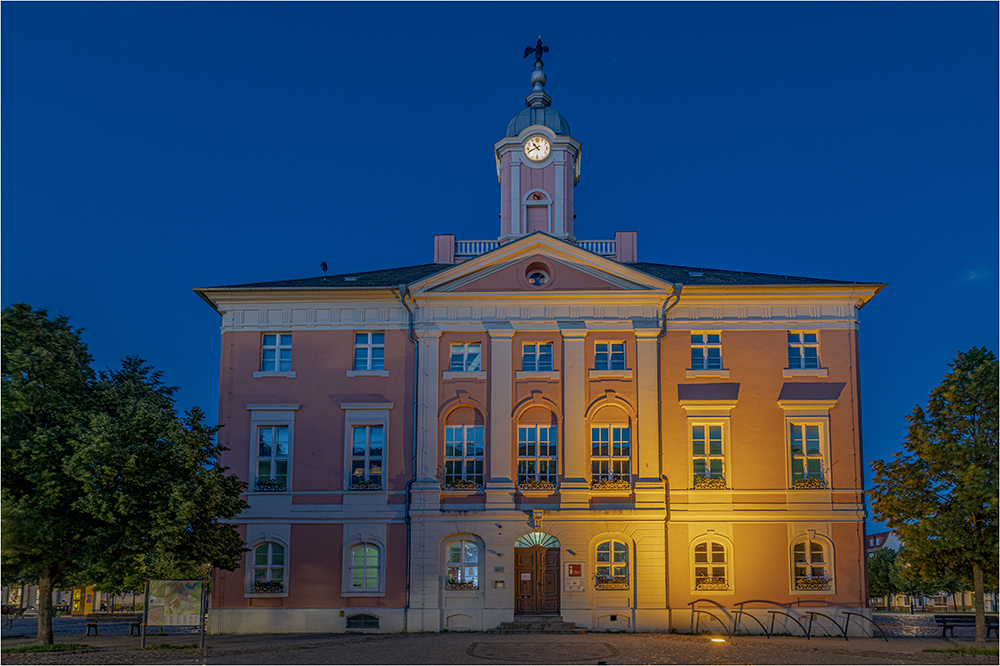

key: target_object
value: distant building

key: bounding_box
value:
[196,49,884,635]
[865,530,900,556]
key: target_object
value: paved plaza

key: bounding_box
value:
[1,614,996,664]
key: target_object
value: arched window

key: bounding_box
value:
[349,544,380,592]
[250,542,285,593]
[445,540,479,590]
[517,407,557,489]
[444,408,485,490]
[792,538,832,591]
[594,539,629,589]
[693,539,730,591]
[346,614,379,629]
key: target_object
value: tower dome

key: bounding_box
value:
[504,40,570,136]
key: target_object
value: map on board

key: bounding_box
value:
[146,580,203,626]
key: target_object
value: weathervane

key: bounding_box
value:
[523,36,549,63]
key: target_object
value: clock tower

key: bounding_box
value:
[495,40,581,243]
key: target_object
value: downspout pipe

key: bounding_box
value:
[655,283,682,617]
[393,284,419,630]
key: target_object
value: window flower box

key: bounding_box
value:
[594,576,629,590]
[250,581,284,594]
[518,479,556,491]
[254,480,286,492]
[350,480,382,491]
[794,576,832,591]
[445,580,479,591]
[443,480,482,491]
[696,576,729,591]
[793,477,827,490]
[590,478,631,491]
[694,476,726,490]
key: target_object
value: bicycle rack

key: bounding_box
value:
[692,609,732,637]
[806,611,848,640]
[841,611,889,642]
[732,610,770,638]
[768,610,809,639]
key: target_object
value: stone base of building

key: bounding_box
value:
[208,608,406,635]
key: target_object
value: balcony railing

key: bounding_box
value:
[576,240,616,256]
[452,239,617,260]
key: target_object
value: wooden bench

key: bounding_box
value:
[84,612,142,636]
[2,606,26,619]
[933,614,998,638]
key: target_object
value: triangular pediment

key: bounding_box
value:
[409,233,675,296]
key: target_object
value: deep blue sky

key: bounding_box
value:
[3,2,997,530]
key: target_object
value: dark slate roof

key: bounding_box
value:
[506,106,571,137]
[202,264,451,290]
[630,262,876,287]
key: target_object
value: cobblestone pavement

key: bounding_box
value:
[2,614,996,665]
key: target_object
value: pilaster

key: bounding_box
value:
[634,324,666,508]
[485,324,516,510]
[412,327,442,511]
[559,322,590,508]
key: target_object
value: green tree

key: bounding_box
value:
[867,547,898,605]
[871,347,999,647]
[1,304,248,645]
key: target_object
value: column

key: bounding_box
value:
[634,323,666,508]
[411,327,442,510]
[559,322,590,508]
[485,324,515,510]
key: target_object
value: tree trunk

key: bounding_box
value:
[973,561,985,649]
[36,568,56,646]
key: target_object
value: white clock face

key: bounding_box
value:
[525,136,551,161]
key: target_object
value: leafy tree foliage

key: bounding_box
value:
[867,547,898,601]
[871,347,998,646]
[1,304,247,645]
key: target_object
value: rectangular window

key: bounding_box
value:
[517,425,558,487]
[790,423,823,483]
[692,424,725,486]
[353,332,385,371]
[690,333,722,370]
[449,343,482,372]
[350,425,384,490]
[444,425,484,488]
[788,332,819,369]
[590,426,631,484]
[521,342,554,371]
[255,425,289,491]
[261,334,292,372]
[594,342,626,371]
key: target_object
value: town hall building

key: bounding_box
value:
[196,46,883,635]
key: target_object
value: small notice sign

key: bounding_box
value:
[568,564,582,577]
[520,573,531,581]
[564,562,585,592]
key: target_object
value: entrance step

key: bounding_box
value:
[492,615,587,634]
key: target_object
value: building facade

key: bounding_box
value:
[197,53,883,635]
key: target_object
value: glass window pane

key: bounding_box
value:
[788,333,799,344]
[448,543,461,562]
[355,333,367,345]
[270,544,284,564]
[804,333,817,344]
[465,542,478,563]
[707,334,720,344]
[372,332,384,345]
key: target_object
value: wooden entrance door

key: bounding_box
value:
[514,546,560,615]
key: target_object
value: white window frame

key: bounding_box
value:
[443,425,485,489]
[777,399,836,490]
[245,540,289,598]
[349,331,388,377]
[594,539,629,589]
[690,420,729,489]
[444,540,480,590]
[449,342,482,372]
[254,425,290,492]
[246,404,299,494]
[790,532,835,594]
[522,342,554,372]
[349,425,384,490]
[679,401,736,489]
[784,331,828,377]
[690,532,734,594]
[347,543,382,593]
[255,333,295,378]
[789,421,827,486]
[341,402,392,495]
[594,341,626,371]
[690,332,722,370]
[590,425,631,486]
[516,424,558,488]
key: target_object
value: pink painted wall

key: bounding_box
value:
[453,255,623,292]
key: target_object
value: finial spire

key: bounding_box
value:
[522,36,551,108]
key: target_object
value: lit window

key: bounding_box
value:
[692,423,725,488]
[790,423,825,486]
[522,342,553,371]
[445,541,479,589]
[591,426,630,485]
[349,544,380,592]
[793,539,832,591]
[353,332,385,371]
[693,540,729,590]
[450,343,482,372]
[261,334,292,372]
[691,333,722,370]
[444,425,484,488]
[350,425,383,490]
[517,425,558,487]
[595,540,629,588]
[594,342,626,371]
[255,425,289,491]
[250,543,285,593]
[788,332,819,369]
